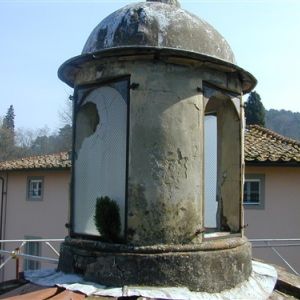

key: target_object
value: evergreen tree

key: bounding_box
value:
[245,91,265,126]
[0,105,16,160]
[57,124,72,151]
[3,105,15,132]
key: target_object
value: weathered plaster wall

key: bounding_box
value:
[218,99,241,232]
[75,56,242,94]
[244,166,300,273]
[77,60,204,245]
[74,57,243,245]
[58,55,253,291]
[128,66,203,245]
[59,236,252,293]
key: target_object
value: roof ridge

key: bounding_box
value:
[1,126,300,170]
[0,152,71,171]
[0,151,70,164]
[248,125,300,147]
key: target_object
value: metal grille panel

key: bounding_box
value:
[74,86,127,236]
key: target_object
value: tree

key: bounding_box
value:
[3,105,15,133]
[265,109,300,141]
[28,125,72,156]
[0,126,16,161]
[0,103,73,161]
[56,124,72,151]
[58,98,73,127]
[245,91,265,126]
[0,105,16,160]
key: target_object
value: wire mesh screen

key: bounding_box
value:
[204,115,218,228]
[73,83,128,236]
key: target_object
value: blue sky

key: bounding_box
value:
[0,0,299,131]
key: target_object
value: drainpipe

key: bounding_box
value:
[0,175,5,282]
[0,176,5,242]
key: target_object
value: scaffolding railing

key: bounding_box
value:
[249,238,300,276]
[0,239,64,280]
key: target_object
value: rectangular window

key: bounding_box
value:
[243,174,265,209]
[24,237,41,271]
[244,180,260,204]
[27,177,43,200]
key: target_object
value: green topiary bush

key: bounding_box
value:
[94,196,121,242]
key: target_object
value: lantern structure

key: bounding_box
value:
[58,0,256,292]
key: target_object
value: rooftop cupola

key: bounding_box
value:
[58,0,257,293]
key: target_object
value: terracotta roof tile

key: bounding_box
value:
[0,125,299,171]
[245,125,300,163]
[0,152,71,171]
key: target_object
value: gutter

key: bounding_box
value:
[245,161,300,168]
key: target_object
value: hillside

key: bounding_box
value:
[265,109,300,141]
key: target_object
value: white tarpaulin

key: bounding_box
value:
[25,260,277,299]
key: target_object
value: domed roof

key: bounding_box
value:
[82,0,236,64]
[58,0,256,92]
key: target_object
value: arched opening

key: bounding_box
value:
[72,80,129,237]
[204,92,242,236]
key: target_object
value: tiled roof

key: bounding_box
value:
[0,126,299,171]
[0,152,71,171]
[245,125,300,163]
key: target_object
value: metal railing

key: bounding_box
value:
[0,239,64,280]
[250,238,300,276]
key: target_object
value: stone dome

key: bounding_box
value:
[82,0,236,64]
[58,0,256,92]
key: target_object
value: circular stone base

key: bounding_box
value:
[58,237,252,293]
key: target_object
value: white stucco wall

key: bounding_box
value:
[244,165,300,274]
[0,170,70,281]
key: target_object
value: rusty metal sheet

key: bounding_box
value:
[50,290,86,300]
[0,285,60,300]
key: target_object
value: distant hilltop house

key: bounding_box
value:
[0,125,299,281]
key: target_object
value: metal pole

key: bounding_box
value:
[15,257,19,280]
[250,238,300,242]
[270,244,300,276]
[45,242,60,256]
[0,239,64,243]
